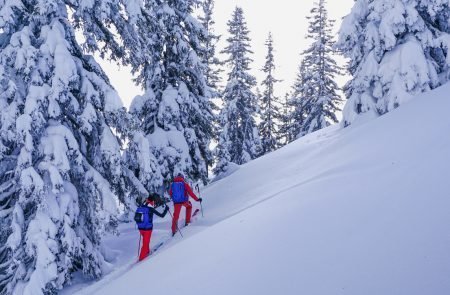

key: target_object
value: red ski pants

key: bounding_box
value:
[138,229,153,261]
[172,201,192,234]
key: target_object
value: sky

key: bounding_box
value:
[100,0,355,109]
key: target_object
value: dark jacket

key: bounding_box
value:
[140,201,168,230]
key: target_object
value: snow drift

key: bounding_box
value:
[74,83,450,295]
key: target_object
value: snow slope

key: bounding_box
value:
[73,84,450,295]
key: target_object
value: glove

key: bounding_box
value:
[198,198,203,203]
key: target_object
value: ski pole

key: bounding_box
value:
[200,201,204,218]
[167,206,183,238]
[198,187,204,218]
[137,233,141,259]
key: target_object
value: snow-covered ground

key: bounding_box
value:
[66,84,450,295]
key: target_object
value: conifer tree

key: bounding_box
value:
[259,33,282,154]
[198,0,222,146]
[298,0,342,137]
[130,0,215,185]
[277,93,294,146]
[0,1,143,293]
[287,60,310,141]
[338,0,450,126]
[199,0,223,96]
[214,7,261,175]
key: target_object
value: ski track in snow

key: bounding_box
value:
[64,213,208,295]
[90,236,170,295]
[213,167,341,225]
[61,225,174,295]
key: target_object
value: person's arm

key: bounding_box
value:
[185,183,200,202]
[150,205,169,218]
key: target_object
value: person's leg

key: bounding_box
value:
[184,201,193,225]
[139,230,152,261]
[172,203,182,234]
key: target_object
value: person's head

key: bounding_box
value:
[150,192,160,199]
[176,172,184,179]
[146,196,155,206]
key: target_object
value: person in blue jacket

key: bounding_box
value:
[135,194,169,261]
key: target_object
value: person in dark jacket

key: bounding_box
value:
[169,173,202,236]
[137,196,169,261]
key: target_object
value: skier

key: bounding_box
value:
[169,173,203,236]
[134,195,169,261]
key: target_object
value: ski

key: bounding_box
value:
[150,241,165,255]
[192,208,200,217]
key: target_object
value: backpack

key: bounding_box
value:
[134,206,153,230]
[171,182,187,203]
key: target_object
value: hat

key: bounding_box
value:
[148,192,160,199]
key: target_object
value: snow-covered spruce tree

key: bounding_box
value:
[259,33,282,154]
[73,0,166,204]
[0,1,143,294]
[214,7,262,175]
[70,0,139,65]
[199,0,223,97]
[338,0,450,126]
[278,93,294,146]
[294,0,342,137]
[130,0,214,185]
[287,59,312,141]
[198,0,222,147]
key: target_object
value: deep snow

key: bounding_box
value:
[68,84,450,295]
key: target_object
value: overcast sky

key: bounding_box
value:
[100,0,355,108]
